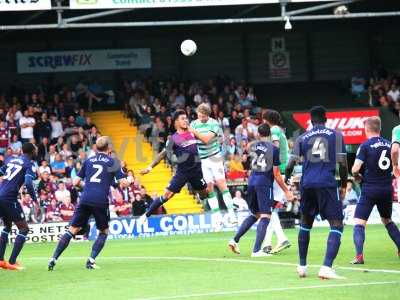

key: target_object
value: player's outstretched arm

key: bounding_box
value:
[140,149,167,175]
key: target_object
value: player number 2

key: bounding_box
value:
[90,164,103,183]
[3,163,22,181]
[378,150,391,170]
[311,138,326,160]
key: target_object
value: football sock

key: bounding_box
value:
[263,221,274,248]
[222,190,235,214]
[298,224,311,266]
[253,217,270,253]
[271,210,288,244]
[353,224,365,256]
[0,229,10,261]
[145,196,166,218]
[385,222,400,251]
[90,233,108,260]
[234,215,257,243]
[52,231,74,260]
[9,229,28,264]
[207,192,223,223]
[323,226,343,267]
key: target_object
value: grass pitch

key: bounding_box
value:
[1,225,400,300]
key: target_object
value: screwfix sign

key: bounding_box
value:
[292,109,380,145]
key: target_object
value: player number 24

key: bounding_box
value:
[378,150,391,170]
[90,164,103,183]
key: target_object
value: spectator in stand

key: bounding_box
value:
[19,109,35,143]
[132,193,146,216]
[55,181,71,203]
[37,137,50,162]
[0,121,9,154]
[235,118,256,146]
[48,145,57,164]
[20,193,34,222]
[50,114,63,143]
[46,198,62,222]
[35,112,52,142]
[388,84,400,103]
[59,196,75,221]
[10,134,22,154]
[51,154,66,177]
[111,189,132,217]
[232,190,249,211]
[39,161,51,176]
[343,180,359,207]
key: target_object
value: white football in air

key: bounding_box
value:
[180,39,197,56]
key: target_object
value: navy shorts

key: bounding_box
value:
[300,187,343,221]
[70,204,110,231]
[247,185,273,215]
[354,187,393,220]
[0,201,25,223]
[167,168,207,194]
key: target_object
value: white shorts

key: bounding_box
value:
[201,154,226,184]
[273,179,286,204]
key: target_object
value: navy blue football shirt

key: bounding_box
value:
[294,125,346,189]
[356,136,392,187]
[0,155,37,202]
[78,152,125,208]
[248,140,280,187]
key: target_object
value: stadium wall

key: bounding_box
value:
[2,205,400,243]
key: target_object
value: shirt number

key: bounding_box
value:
[251,153,267,171]
[3,163,23,181]
[378,150,391,170]
[90,164,103,183]
[311,138,326,160]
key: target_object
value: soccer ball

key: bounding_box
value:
[334,5,349,15]
[180,39,197,56]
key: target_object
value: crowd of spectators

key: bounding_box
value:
[124,77,266,182]
[351,67,400,116]
[0,80,162,224]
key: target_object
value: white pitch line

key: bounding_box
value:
[132,281,399,300]
[26,256,400,274]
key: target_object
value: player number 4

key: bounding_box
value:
[90,164,103,183]
[312,138,326,160]
[378,150,391,170]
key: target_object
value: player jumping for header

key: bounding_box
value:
[138,110,208,224]
[0,143,38,271]
[351,116,400,264]
[48,136,128,270]
[189,104,237,228]
[228,124,293,257]
[286,106,348,279]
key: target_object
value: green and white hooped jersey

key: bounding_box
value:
[191,118,223,159]
[392,125,400,144]
[270,125,289,174]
